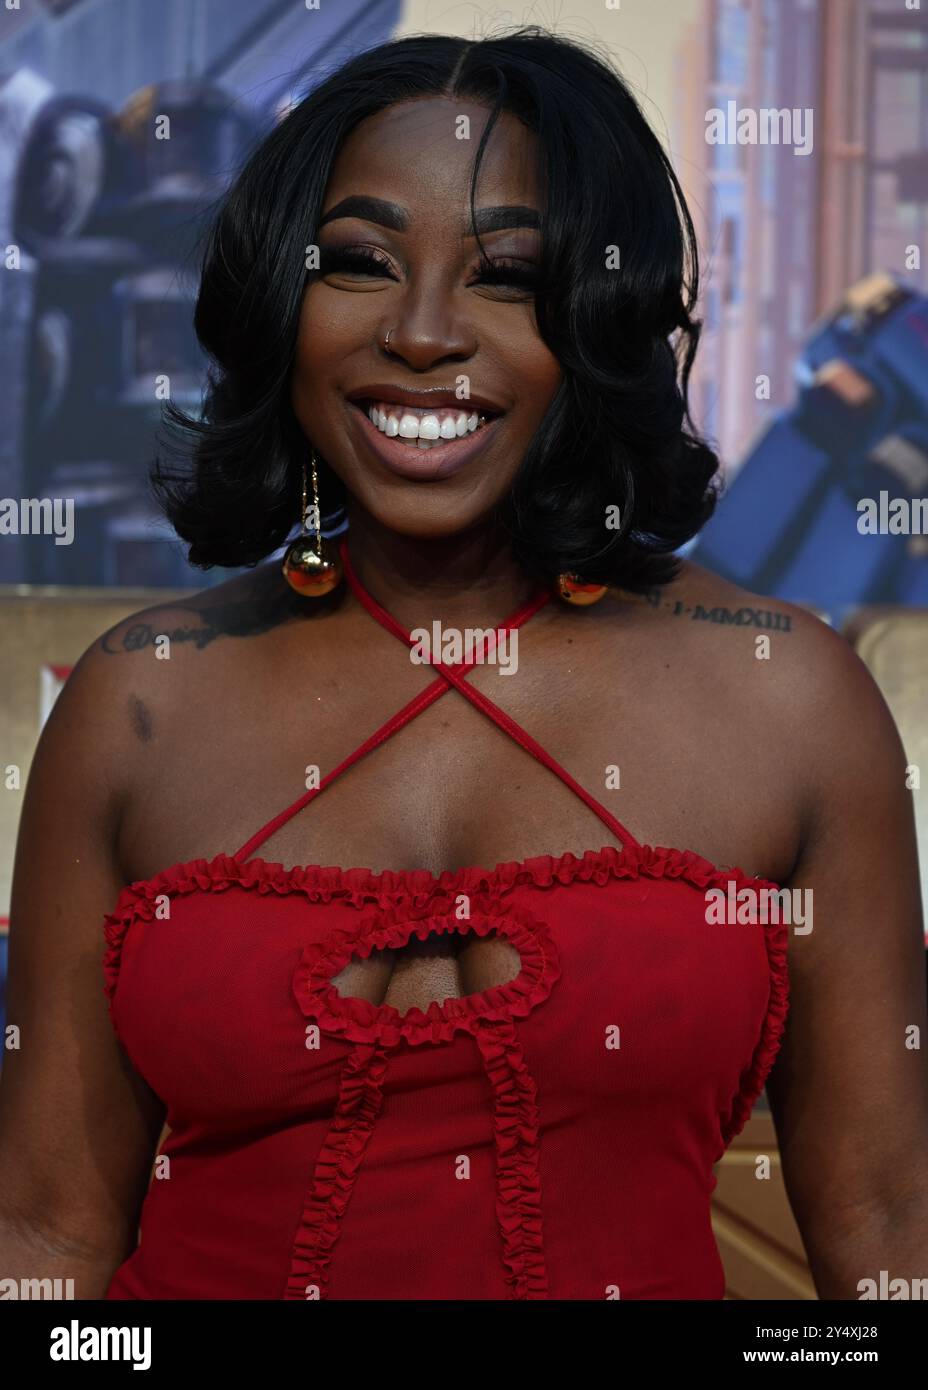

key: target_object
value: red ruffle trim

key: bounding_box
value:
[716,908,790,1153]
[283,1043,389,1300]
[102,840,783,968]
[473,1019,550,1298]
[291,897,560,1047]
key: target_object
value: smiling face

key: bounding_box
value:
[290,97,563,538]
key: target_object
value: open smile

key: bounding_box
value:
[345,397,504,481]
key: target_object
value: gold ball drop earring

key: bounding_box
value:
[555,573,609,605]
[281,450,344,597]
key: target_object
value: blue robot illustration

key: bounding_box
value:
[694,274,928,616]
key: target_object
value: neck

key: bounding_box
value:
[341,504,544,629]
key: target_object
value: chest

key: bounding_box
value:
[116,611,800,886]
[107,864,780,1144]
[329,927,522,1013]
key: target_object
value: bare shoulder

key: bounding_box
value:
[63,566,250,709]
[91,561,301,665]
[57,561,316,763]
[78,558,346,686]
[678,557,898,712]
[614,556,826,641]
[617,553,855,658]
[618,557,907,782]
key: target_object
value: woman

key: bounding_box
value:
[1,28,925,1301]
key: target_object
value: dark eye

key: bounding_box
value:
[315,247,539,293]
[318,246,395,278]
[474,257,539,291]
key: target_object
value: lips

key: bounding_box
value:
[345,397,503,481]
[345,383,505,413]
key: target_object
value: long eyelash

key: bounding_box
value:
[318,247,538,289]
[318,247,394,276]
[475,258,539,288]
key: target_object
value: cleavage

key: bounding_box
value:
[329,930,521,1015]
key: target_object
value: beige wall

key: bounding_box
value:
[394,0,700,156]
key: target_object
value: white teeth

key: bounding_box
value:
[364,400,492,447]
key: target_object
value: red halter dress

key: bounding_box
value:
[102,541,789,1301]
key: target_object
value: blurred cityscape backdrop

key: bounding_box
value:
[0,0,924,610]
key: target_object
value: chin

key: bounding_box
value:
[347,483,508,541]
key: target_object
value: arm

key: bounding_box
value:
[765,620,928,1299]
[0,640,165,1298]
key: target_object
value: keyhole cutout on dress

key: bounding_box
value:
[329,930,522,1015]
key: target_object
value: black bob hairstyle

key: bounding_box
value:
[153,25,720,593]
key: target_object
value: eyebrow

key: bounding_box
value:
[317,195,540,235]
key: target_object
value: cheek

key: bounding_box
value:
[502,306,561,391]
[508,341,562,431]
[291,294,336,415]
[293,287,357,379]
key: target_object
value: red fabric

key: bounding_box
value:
[101,541,789,1300]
